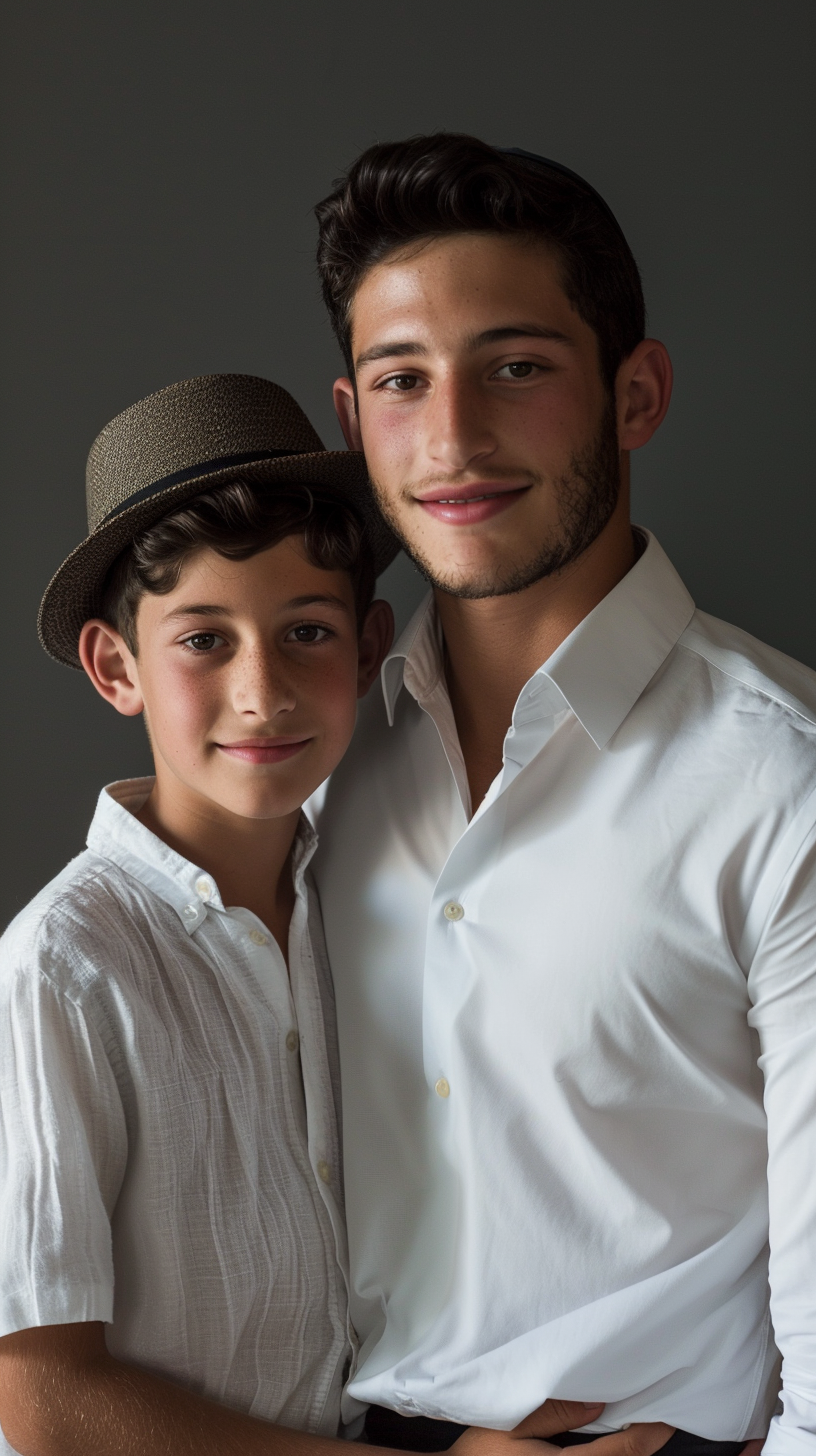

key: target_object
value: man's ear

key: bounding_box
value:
[333,377,363,451]
[357,599,395,697]
[616,339,673,452]
[78,620,145,717]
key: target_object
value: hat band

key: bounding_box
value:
[99,448,307,526]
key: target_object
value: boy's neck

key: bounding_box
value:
[136,777,301,965]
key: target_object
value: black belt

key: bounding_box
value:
[365,1406,751,1456]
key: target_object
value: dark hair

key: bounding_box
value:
[315,132,645,393]
[100,477,376,653]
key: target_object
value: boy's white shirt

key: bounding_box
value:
[0,778,363,1446]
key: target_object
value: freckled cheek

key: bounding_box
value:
[546,378,603,449]
[145,666,222,760]
[305,668,360,753]
[362,405,418,477]
[496,413,576,485]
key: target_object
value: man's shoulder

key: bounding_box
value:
[677,610,816,733]
[0,849,156,1002]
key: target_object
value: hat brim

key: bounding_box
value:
[38,449,401,668]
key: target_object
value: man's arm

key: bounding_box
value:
[747,821,816,1456]
[0,1322,677,1456]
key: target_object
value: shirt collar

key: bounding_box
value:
[86,778,318,935]
[380,530,696,750]
[381,591,441,725]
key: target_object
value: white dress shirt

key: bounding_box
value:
[0,779,363,1451]
[310,531,816,1455]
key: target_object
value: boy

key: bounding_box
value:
[0,373,598,1456]
[0,372,397,1454]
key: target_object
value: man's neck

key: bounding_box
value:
[137,783,300,964]
[436,505,638,813]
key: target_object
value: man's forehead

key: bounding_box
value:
[357,231,564,299]
[350,234,581,361]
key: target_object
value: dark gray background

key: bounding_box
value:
[2,1,814,928]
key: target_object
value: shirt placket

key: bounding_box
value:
[410,672,567,1156]
[287,870,357,1402]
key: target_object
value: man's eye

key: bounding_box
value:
[495,361,538,380]
[383,374,420,392]
[181,632,224,653]
[288,624,330,644]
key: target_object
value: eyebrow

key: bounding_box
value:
[471,324,573,347]
[162,604,232,622]
[162,594,351,623]
[285,594,351,612]
[355,323,573,369]
[356,340,428,367]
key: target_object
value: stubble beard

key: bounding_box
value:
[370,397,622,600]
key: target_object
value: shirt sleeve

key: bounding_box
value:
[747,820,816,1456]
[0,950,127,1337]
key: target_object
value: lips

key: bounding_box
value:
[216,738,310,765]
[416,483,530,526]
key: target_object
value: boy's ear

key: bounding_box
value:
[78,620,145,717]
[357,599,394,697]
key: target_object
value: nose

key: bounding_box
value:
[424,371,498,473]
[231,642,297,721]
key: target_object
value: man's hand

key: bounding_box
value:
[453,1398,674,1456]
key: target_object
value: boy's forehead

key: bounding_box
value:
[142,535,356,620]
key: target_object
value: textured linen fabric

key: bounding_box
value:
[309,531,816,1455]
[0,780,362,1451]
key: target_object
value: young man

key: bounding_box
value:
[310,136,816,1456]
[0,373,599,1456]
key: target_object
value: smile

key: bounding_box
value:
[217,739,310,765]
[416,486,530,525]
[434,492,506,504]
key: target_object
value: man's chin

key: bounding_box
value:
[425,567,525,601]
[397,540,569,601]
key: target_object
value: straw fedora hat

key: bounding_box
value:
[39,373,400,668]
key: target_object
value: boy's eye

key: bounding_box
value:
[287,624,331,644]
[181,632,225,653]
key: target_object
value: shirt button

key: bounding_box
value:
[248,928,268,946]
[435,1078,451,1099]
[317,1159,331,1183]
[195,876,213,901]
[285,1030,299,1053]
[182,904,198,920]
[443,901,464,922]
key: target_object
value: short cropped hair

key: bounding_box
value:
[315,132,645,393]
[100,477,376,653]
